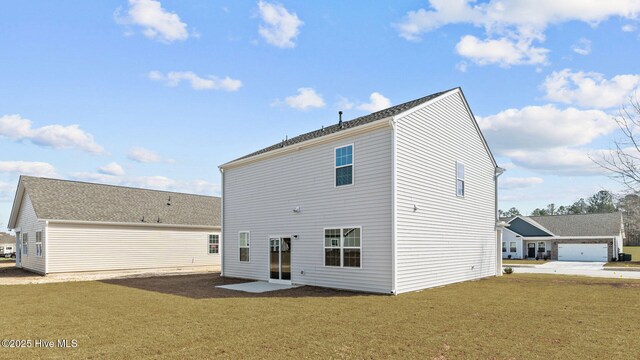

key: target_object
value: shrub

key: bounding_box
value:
[507,255,512,259]
[503,267,514,275]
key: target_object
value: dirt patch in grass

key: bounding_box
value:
[101,273,372,299]
[0,266,35,278]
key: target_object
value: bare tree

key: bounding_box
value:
[593,94,640,191]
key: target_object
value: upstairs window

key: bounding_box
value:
[208,234,219,254]
[456,161,465,197]
[239,232,250,262]
[335,145,353,186]
[35,231,43,257]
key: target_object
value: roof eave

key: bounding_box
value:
[45,219,221,229]
[7,177,26,230]
[219,116,393,170]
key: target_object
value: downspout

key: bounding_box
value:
[389,117,398,295]
[495,167,506,276]
[45,220,49,274]
[219,167,225,277]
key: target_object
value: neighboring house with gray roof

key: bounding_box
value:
[0,232,16,257]
[502,213,624,262]
[220,88,504,294]
[8,176,220,274]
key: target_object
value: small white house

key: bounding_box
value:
[501,213,624,261]
[8,176,221,275]
[219,88,503,294]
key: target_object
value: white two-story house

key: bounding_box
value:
[219,88,503,294]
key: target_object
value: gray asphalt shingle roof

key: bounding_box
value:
[523,213,623,237]
[0,233,15,244]
[20,176,220,227]
[228,89,454,163]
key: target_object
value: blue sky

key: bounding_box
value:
[1,1,640,227]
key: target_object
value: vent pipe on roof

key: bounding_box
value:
[338,111,343,128]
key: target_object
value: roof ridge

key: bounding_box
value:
[20,175,219,199]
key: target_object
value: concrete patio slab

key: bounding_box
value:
[216,281,299,293]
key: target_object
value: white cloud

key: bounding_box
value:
[455,61,468,72]
[357,92,392,113]
[396,0,640,66]
[0,114,104,154]
[500,177,544,190]
[98,162,125,176]
[0,181,14,202]
[73,173,220,196]
[257,0,303,48]
[477,105,616,151]
[572,38,592,55]
[148,71,242,91]
[622,24,637,32]
[0,161,57,177]
[127,147,174,164]
[115,0,189,43]
[336,96,355,111]
[503,148,606,176]
[542,69,640,109]
[455,35,549,67]
[277,88,325,110]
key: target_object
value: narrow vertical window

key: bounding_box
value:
[208,234,219,254]
[509,242,517,253]
[335,145,353,186]
[35,231,42,257]
[239,232,250,262]
[456,161,465,197]
[22,233,28,256]
[502,242,506,252]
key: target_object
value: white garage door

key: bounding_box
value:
[558,243,608,262]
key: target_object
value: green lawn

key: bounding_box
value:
[503,259,549,265]
[605,246,640,267]
[1,274,639,359]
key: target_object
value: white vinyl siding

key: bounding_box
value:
[13,193,46,273]
[46,223,220,273]
[222,125,393,293]
[395,91,497,293]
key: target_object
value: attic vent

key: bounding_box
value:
[338,111,343,128]
[141,216,145,222]
[167,196,171,206]
[157,217,161,223]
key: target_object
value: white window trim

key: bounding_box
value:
[334,144,355,188]
[239,231,250,263]
[538,241,546,253]
[323,226,362,269]
[208,234,219,255]
[35,231,43,257]
[22,233,28,256]
[509,241,517,253]
[456,161,465,197]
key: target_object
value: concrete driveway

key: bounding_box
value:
[508,261,640,279]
